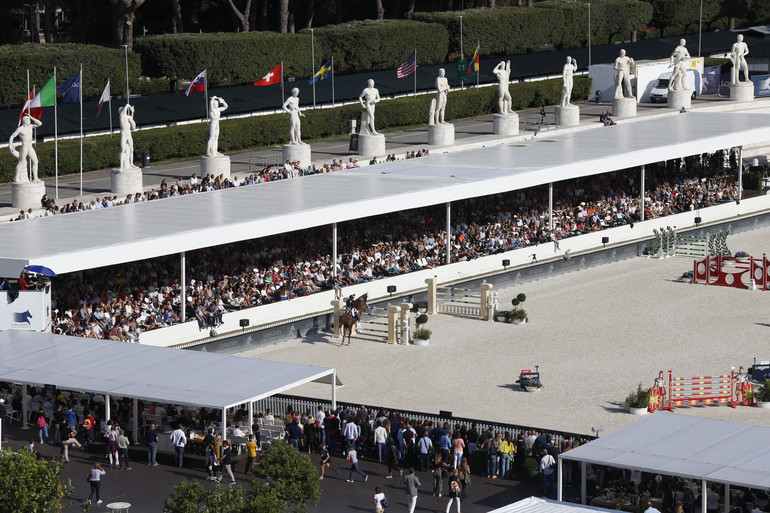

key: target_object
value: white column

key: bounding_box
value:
[105,394,111,423]
[180,251,186,322]
[737,146,743,202]
[639,164,644,221]
[445,202,451,265]
[581,462,587,505]
[132,398,139,444]
[724,484,730,513]
[702,480,707,513]
[332,223,338,280]
[22,384,28,429]
[557,456,563,501]
[548,182,553,231]
[221,408,227,441]
[331,370,337,410]
[247,400,254,434]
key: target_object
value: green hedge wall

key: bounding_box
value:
[0,44,141,106]
[0,77,590,183]
[311,20,449,73]
[134,32,322,86]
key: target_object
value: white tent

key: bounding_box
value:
[490,496,610,513]
[0,330,340,444]
[558,412,770,511]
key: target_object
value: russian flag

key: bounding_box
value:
[182,70,206,97]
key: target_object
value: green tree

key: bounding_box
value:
[163,480,242,513]
[0,448,74,513]
[243,442,321,513]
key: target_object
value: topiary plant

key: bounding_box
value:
[416,314,429,326]
[623,383,651,409]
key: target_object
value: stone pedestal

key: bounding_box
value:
[12,181,45,211]
[111,168,143,196]
[493,113,519,136]
[555,105,580,127]
[730,82,754,102]
[201,154,231,180]
[428,123,455,146]
[667,89,692,110]
[612,97,637,117]
[282,144,311,169]
[357,133,386,157]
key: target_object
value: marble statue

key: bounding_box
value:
[614,49,635,99]
[493,60,514,114]
[429,68,450,125]
[359,79,381,135]
[730,34,750,84]
[282,88,306,145]
[9,114,42,183]
[205,96,228,156]
[669,39,691,91]
[560,56,578,107]
[118,104,137,170]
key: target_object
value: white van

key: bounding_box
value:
[649,69,702,103]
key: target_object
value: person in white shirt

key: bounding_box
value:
[374,423,389,463]
[169,424,187,468]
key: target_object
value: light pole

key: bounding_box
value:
[698,0,703,57]
[310,28,316,108]
[587,3,591,68]
[122,44,130,104]
[458,15,464,89]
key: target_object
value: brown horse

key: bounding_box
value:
[340,293,369,346]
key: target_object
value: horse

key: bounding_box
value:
[339,293,369,346]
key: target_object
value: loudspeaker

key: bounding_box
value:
[502,259,510,267]
[239,319,249,328]
[387,285,397,293]
[694,216,702,225]
[601,237,609,244]
[439,410,453,418]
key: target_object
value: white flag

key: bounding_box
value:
[97,80,110,117]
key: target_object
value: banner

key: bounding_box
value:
[751,74,770,97]
[718,73,731,96]
[701,66,721,95]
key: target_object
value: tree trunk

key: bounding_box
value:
[488,0,495,7]
[288,0,295,33]
[333,0,342,24]
[375,0,385,19]
[527,0,533,7]
[279,0,289,33]
[729,17,735,30]
[111,0,148,51]
[305,0,315,29]
[226,0,251,32]
[170,0,183,33]
[631,30,637,43]
[259,0,269,30]
[405,0,415,19]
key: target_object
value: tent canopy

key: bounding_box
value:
[0,112,768,277]
[560,412,770,489]
[0,330,339,410]
[489,497,610,513]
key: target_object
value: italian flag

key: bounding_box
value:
[19,76,56,120]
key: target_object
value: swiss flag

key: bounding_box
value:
[254,63,282,86]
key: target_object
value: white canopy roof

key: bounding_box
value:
[2,112,769,277]
[560,412,770,489]
[0,330,338,410]
[489,497,609,513]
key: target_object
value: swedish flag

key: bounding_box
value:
[309,59,333,85]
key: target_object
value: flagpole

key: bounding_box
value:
[311,28,316,108]
[108,80,113,137]
[280,61,284,106]
[414,48,417,97]
[477,41,480,87]
[204,69,209,120]
[123,45,130,105]
[79,63,83,196]
[331,56,335,107]
[26,70,30,118]
[54,67,58,199]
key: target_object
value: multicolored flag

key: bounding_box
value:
[397,51,417,78]
[20,76,56,119]
[97,80,110,117]
[467,44,480,73]
[309,59,332,85]
[182,70,206,96]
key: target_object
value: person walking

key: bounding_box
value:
[540,448,556,499]
[169,424,187,468]
[433,454,449,497]
[105,425,118,466]
[458,458,471,500]
[116,430,132,470]
[217,440,236,484]
[373,486,388,513]
[60,423,81,462]
[146,423,159,466]
[244,433,258,474]
[446,468,462,513]
[86,462,106,505]
[205,439,221,481]
[417,431,433,472]
[402,467,421,513]
[346,447,368,483]
[385,438,400,479]
[319,443,338,480]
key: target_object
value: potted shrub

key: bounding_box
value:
[413,327,432,346]
[495,310,509,322]
[623,383,651,414]
[510,293,528,324]
[416,314,428,327]
[416,301,428,314]
[524,457,540,477]
[522,378,543,392]
[754,383,770,408]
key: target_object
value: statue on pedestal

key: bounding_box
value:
[359,79,381,135]
[205,96,228,156]
[429,68,450,125]
[9,114,42,183]
[493,61,514,114]
[669,39,690,91]
[614,49,635,99]
[118,104,138,170]
[282,88,306,145]
[560,57,577,107]
[730,34,750,84]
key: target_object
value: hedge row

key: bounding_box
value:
[0,44,142,106]
[0,77,590,183]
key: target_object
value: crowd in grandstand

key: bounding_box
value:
[48,151,738,340]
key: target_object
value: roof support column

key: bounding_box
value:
[702,480,707,513]
[548,182,553,232]
[737,146,743,202]
[180,251,186,323]
[446,202,451,265]
[639,164,645,221]
[332,222,338,281]
[580,461,586,505]
[105,394,111,424]
[132,398,138,444]
[557,453,563,501]
[21,384,28,429]
[221,407,227,442]
[331,369,337,410]
[724,484,730,513]
[247,400,254,435]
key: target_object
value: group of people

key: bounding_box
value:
[45,150,740,339]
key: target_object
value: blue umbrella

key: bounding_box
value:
[24,265,56,277]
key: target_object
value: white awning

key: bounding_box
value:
[0,112,768,277]
[489,497,611,513]
[0,330,339,410]
[559,412,770,489]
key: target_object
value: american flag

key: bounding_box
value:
[396,51,417,78]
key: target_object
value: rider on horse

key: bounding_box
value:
[345,294,360,320]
